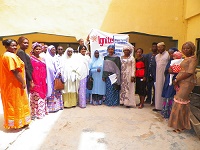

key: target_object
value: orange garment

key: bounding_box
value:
[1,52,31,129]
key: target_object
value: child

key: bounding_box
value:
[169,51,183,86]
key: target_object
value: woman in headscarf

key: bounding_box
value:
[45,45,63,112]
[168,42,197,133]
[90,50,106,105]
[30,42,48,119]
[16,36,33,95]
[76,45,90,108]
[1,39,31,129]
[161,48,180,119]
[102,45,121,106]
[61,47,78,108]
[120,45,136,108]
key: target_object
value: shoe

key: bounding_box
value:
[138,104,144,109]
[31,116,36,120]
[152,108,161,111]
[136,103,140,106]
[145,101,151,104]
[151,103,155,106]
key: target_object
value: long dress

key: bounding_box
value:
[103,54,121,106]
[30,55,48,119]
[1,52,31,129]
[161,59,177,119]
[74,53,89,108]
[45,45,63,112]
[90,56,106,105]
[120,56,136,107]
[16,49,33,94]
[168,55,197,130]
[61,52,78,108]
[155,51,170,110]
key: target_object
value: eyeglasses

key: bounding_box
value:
[58,49,63,50]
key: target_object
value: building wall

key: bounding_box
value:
[185,13,200,44]
[101,0,187,49]
[0,0,199,52]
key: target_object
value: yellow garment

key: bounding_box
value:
[63,93,77,108]
[1,52,31,129]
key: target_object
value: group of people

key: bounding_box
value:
[144,41,197,133]
[0,36,197,134]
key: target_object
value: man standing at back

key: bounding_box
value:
[145,42,158,105]
[77,38,85,52]
[57,46,64,57]
[153,42,170,111]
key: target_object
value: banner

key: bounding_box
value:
[89,29,132,57]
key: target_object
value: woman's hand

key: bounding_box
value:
[172,78,178,86]
[143,77,146,82]
[131,77,135,82]
[59,73,62,77]
[168,68,173,74]
[22,82,26,89]
[97,68,101,72]
[102,78,105,82]
[30,81,35,89]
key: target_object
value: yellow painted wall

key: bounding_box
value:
[0,0,199,53]
[0,0,112,40]
[185,0,200,19]
[186,14,200,44]
[101,0,187,49]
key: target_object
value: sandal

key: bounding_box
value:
[138,104,144,109]
[136,103,141,106]
[173,129,183,133]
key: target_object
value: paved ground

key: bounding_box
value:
[0,96,200,150]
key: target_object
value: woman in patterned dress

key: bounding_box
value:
[120,45,136,108]
[30,42,48,119]
[102,45,121,106]
[45,45,63,112]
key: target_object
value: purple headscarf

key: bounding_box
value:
[45,45,57,97]
[32,42,41,50]
[31,42,41,55]
[46,45,55,57]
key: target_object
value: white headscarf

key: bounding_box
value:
[61,47,75,82]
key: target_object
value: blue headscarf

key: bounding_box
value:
[107,45,115,51]
[90,50,104,70]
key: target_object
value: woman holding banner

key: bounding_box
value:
[102,45,121,106]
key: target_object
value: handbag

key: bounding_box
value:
[86,75,93,90]
[54,78,64,90]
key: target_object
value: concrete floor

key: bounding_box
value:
[0,97,200,150]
